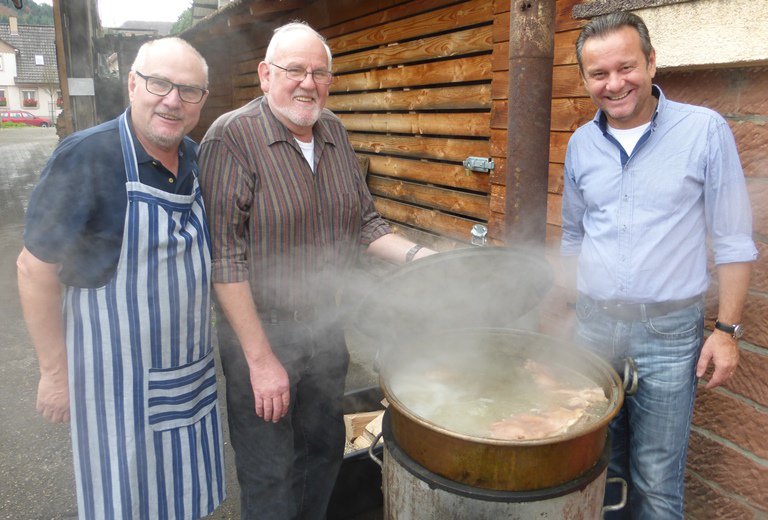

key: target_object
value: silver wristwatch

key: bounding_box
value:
[715,320,744,339]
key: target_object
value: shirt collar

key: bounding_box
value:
[593,84,665,134]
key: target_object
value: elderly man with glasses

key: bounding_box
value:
[198,21,434,520]
[18,37,225,519]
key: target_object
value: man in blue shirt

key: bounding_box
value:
[561,12,756,520]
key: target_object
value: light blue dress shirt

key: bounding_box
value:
[561,86,757,303]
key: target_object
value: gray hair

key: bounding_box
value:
[265,21,333,70]
[575,11,654,73]
[131,37,209,87]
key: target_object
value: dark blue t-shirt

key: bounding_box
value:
[24,114,199,288]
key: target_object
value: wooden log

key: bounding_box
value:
[374,197,480,242]
[363,412,385,445]
[331,54,492,93]
[332,26,493,74]
[338,112,490,137]
[328,0,494,55]
[327,84,492,112]
[349,132,490,163]
[344,411,383,442]
[365,154,491,192]
[368,175,489,220]
[319,0,460,40]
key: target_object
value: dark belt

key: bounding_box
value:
[584,295,701,321]
[265,307,319,324]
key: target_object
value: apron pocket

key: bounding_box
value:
[147,349,218,431]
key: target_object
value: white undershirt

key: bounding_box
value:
[295,137,315,172]
[607,122,650,156]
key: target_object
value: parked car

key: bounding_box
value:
[0,110,51,127]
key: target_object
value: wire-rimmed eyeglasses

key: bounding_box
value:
[269,63,334,85]
[134,71,208,104]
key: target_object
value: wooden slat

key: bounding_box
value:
[548,162,565,194]
[332,54,491,93]
[373,197,481,242]
[327,84,491,111]
[492,97,594,131]
[492,64,585,100]
[554,28,579,66]
[316,0,457,39]
[349,132,489,163]
[386,221,464,251]
[338,112,490,137]
[555,0,585,32]
[329,0,494,55]
[549,131,572,164]
[553,64,585,98]
[233,72,260,88]
[235,58,261,76]
[332,26,492,74]
[368,175,489,219]
[547,192,562,226]
[366,154,491,192]
[492,10,508,44]
[234,86,263,100]
[551,97,593,131]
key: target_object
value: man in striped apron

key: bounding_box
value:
[17,37,225,519]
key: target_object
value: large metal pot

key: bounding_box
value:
[378,328,623,492]
[354,247,623,492]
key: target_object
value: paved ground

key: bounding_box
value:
[0,126,382,519]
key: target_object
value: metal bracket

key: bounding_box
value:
[463,156,495,173]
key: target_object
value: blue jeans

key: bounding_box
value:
[217,313,350,520]
[575,295,704,520]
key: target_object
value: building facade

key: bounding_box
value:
[0,17,60,123]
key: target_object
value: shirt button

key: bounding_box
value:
[168,177,174,183]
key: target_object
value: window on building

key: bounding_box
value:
[35,55,45,66]
[0,88,6,107]
[22,90,38,108]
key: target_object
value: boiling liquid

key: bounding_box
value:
[386,344,610,440]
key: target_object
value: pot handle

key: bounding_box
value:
[602,477,627,517]
[622,357,638,396]
[368,432,384,468]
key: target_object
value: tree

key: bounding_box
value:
[171,4,193,35]
[0,0,54,25]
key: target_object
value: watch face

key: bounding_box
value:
[733,323,745,339]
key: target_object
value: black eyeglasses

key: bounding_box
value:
[269,63,334,85]
[134,71,208,104]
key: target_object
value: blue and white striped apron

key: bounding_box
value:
[63,111,225,519]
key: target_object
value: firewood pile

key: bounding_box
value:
[343,401,387,454]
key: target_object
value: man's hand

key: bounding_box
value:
[36,371,70,423]
[248,351,290,423]
[697,330,739,389]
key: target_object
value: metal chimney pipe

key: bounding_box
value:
[504,0,556,245]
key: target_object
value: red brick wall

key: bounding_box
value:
[656,67,768,518]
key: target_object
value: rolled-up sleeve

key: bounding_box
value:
[198,132,255,284]
[704,118,758,265]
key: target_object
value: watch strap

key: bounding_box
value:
[714,320,736,334]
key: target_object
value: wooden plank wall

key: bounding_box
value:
[190,0,502,251]
[326,0,496,249]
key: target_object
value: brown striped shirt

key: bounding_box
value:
[198,96,391,311]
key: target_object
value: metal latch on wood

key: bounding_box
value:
[463,156,495,173]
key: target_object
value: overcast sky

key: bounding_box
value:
[35,0,192,28]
